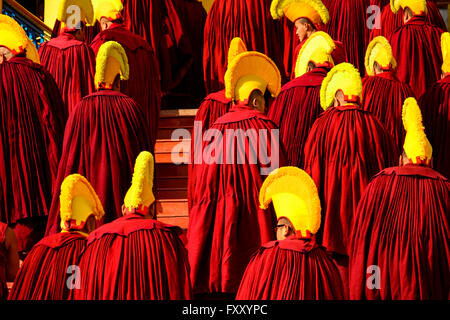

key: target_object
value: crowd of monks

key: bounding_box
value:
[0,0,449,300]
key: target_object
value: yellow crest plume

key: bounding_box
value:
[95,41,129,89]
[0,14,29,56]
[441,32,450,74]
[365,36,397,76]
[270,0,329,26]
[227,37,248,68]
[390,0,427,15]
[57,0,94,27]
[259,167,321,237]
[92,0,123,22]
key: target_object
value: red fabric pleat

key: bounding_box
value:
[0,222,7,300]
[75,214,192,300]
[44,90,152,236]
[8,232,86,300]
[349,165,450,300]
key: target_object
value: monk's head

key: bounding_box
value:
[100,16,123,31]
[247,89,267,114]
[295,17,317,43]
[333,90,346,107]
[275,217,295,241]
[307,61,317,73]
[403,7,414,23]
[0,46,13,64]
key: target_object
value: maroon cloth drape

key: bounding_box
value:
[388,15,444,99]
[75,214,192,300]
[236,237,345,300]
[44,90,152,236]
[39,32,96,115]
[349,165,450,300]
[188,105,286,295]
[0,57,66,249]
[268,67,327,168]
[303,105,399,257]
[8,232,87,300]
[419,75,450,179]
[0,222,7,300]
[203,0,287,94]
[51,20,101,45]
[362,71,415,151]
[90,23,161,147]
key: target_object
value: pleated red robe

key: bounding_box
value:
[303,105,399,257]
[388,15,445,99]
[8,232,87,300]
[39,32,96,114]
[362,71,415,151]
[0,222,7,300]
[419,75,450,179]
[268,67,327,168]
[51,20,101,45]
[0,56,66,251]
[75,213,192,300]
[236,236,345,300]
[44,90,152,236]
[188,105,286,295]
[90,23,161,147]
[203,0,287,94]
[349,164,450,300]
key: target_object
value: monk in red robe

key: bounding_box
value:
[188,49,286,297]
[9,174,104,300]
[236,167,345,300]
[0,222,19,300]
[45,41,152,236]
[75,152,192,300]
[203,0,287,94]
[419,32,450,179]
[0,15,66,255]
[388,0,445,98]
[39,0,96,114]
[349,98,450,300]
[268,31,335,167]
[303,63,399,296]
[90,0,161,147]
[362,36,414,151]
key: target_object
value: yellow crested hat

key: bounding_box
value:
[60,174,105,232]
[57,0,94,30]
[270,0,329,27]
[93,0,123,22]
[123,151,156,214]
[0,15,30,56]
[95,41,129,90]
[260,167,321,238]
[402,98,432,166]
[295,31,335,78]
[390,0,427,15]
[227,37,248,68]
[25,38,40,64]
[441,32,450,74]
[365,36,397,76]
[225,51,281,103]
[320,62,362,110]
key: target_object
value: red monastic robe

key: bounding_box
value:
[0,56,66,251]
[419,75,450,178]
[50,20,101,45]
[236,236,345,300]
[388,15,445,98]
[44,90,152,236]
[90,23,161,147]
[75,213,192,300]
[0,222,7,300]
[39,32,96,114]
[268,67,328,167]
[362,71,415,151]
[8,232,87,300]
[188,105,286,295]
[349,165,450,300]
[202,0,287,94]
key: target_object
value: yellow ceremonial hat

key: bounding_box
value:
[225,51,281,103]
[402,97,432,166]
[57,0,94,30]
[0,14,30,56]
[25,38,40,64]
[95,41,129,90]
[390,0,427,15]
[227,37,248,68]
[441,32,450,74]
[320,62,362,111]
[260,167,321,238]
[123,151,156,214]
[270,0,329,27]
[365,36,397,76]
[295,31,335,78]
[92,0,123,22]
[59,174,105,232]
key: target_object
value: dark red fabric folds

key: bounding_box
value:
[44,90,152,236]
[8,232,87,300]
[349,165,450,300]
[0,222,7,300]
[75,214,192,300]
